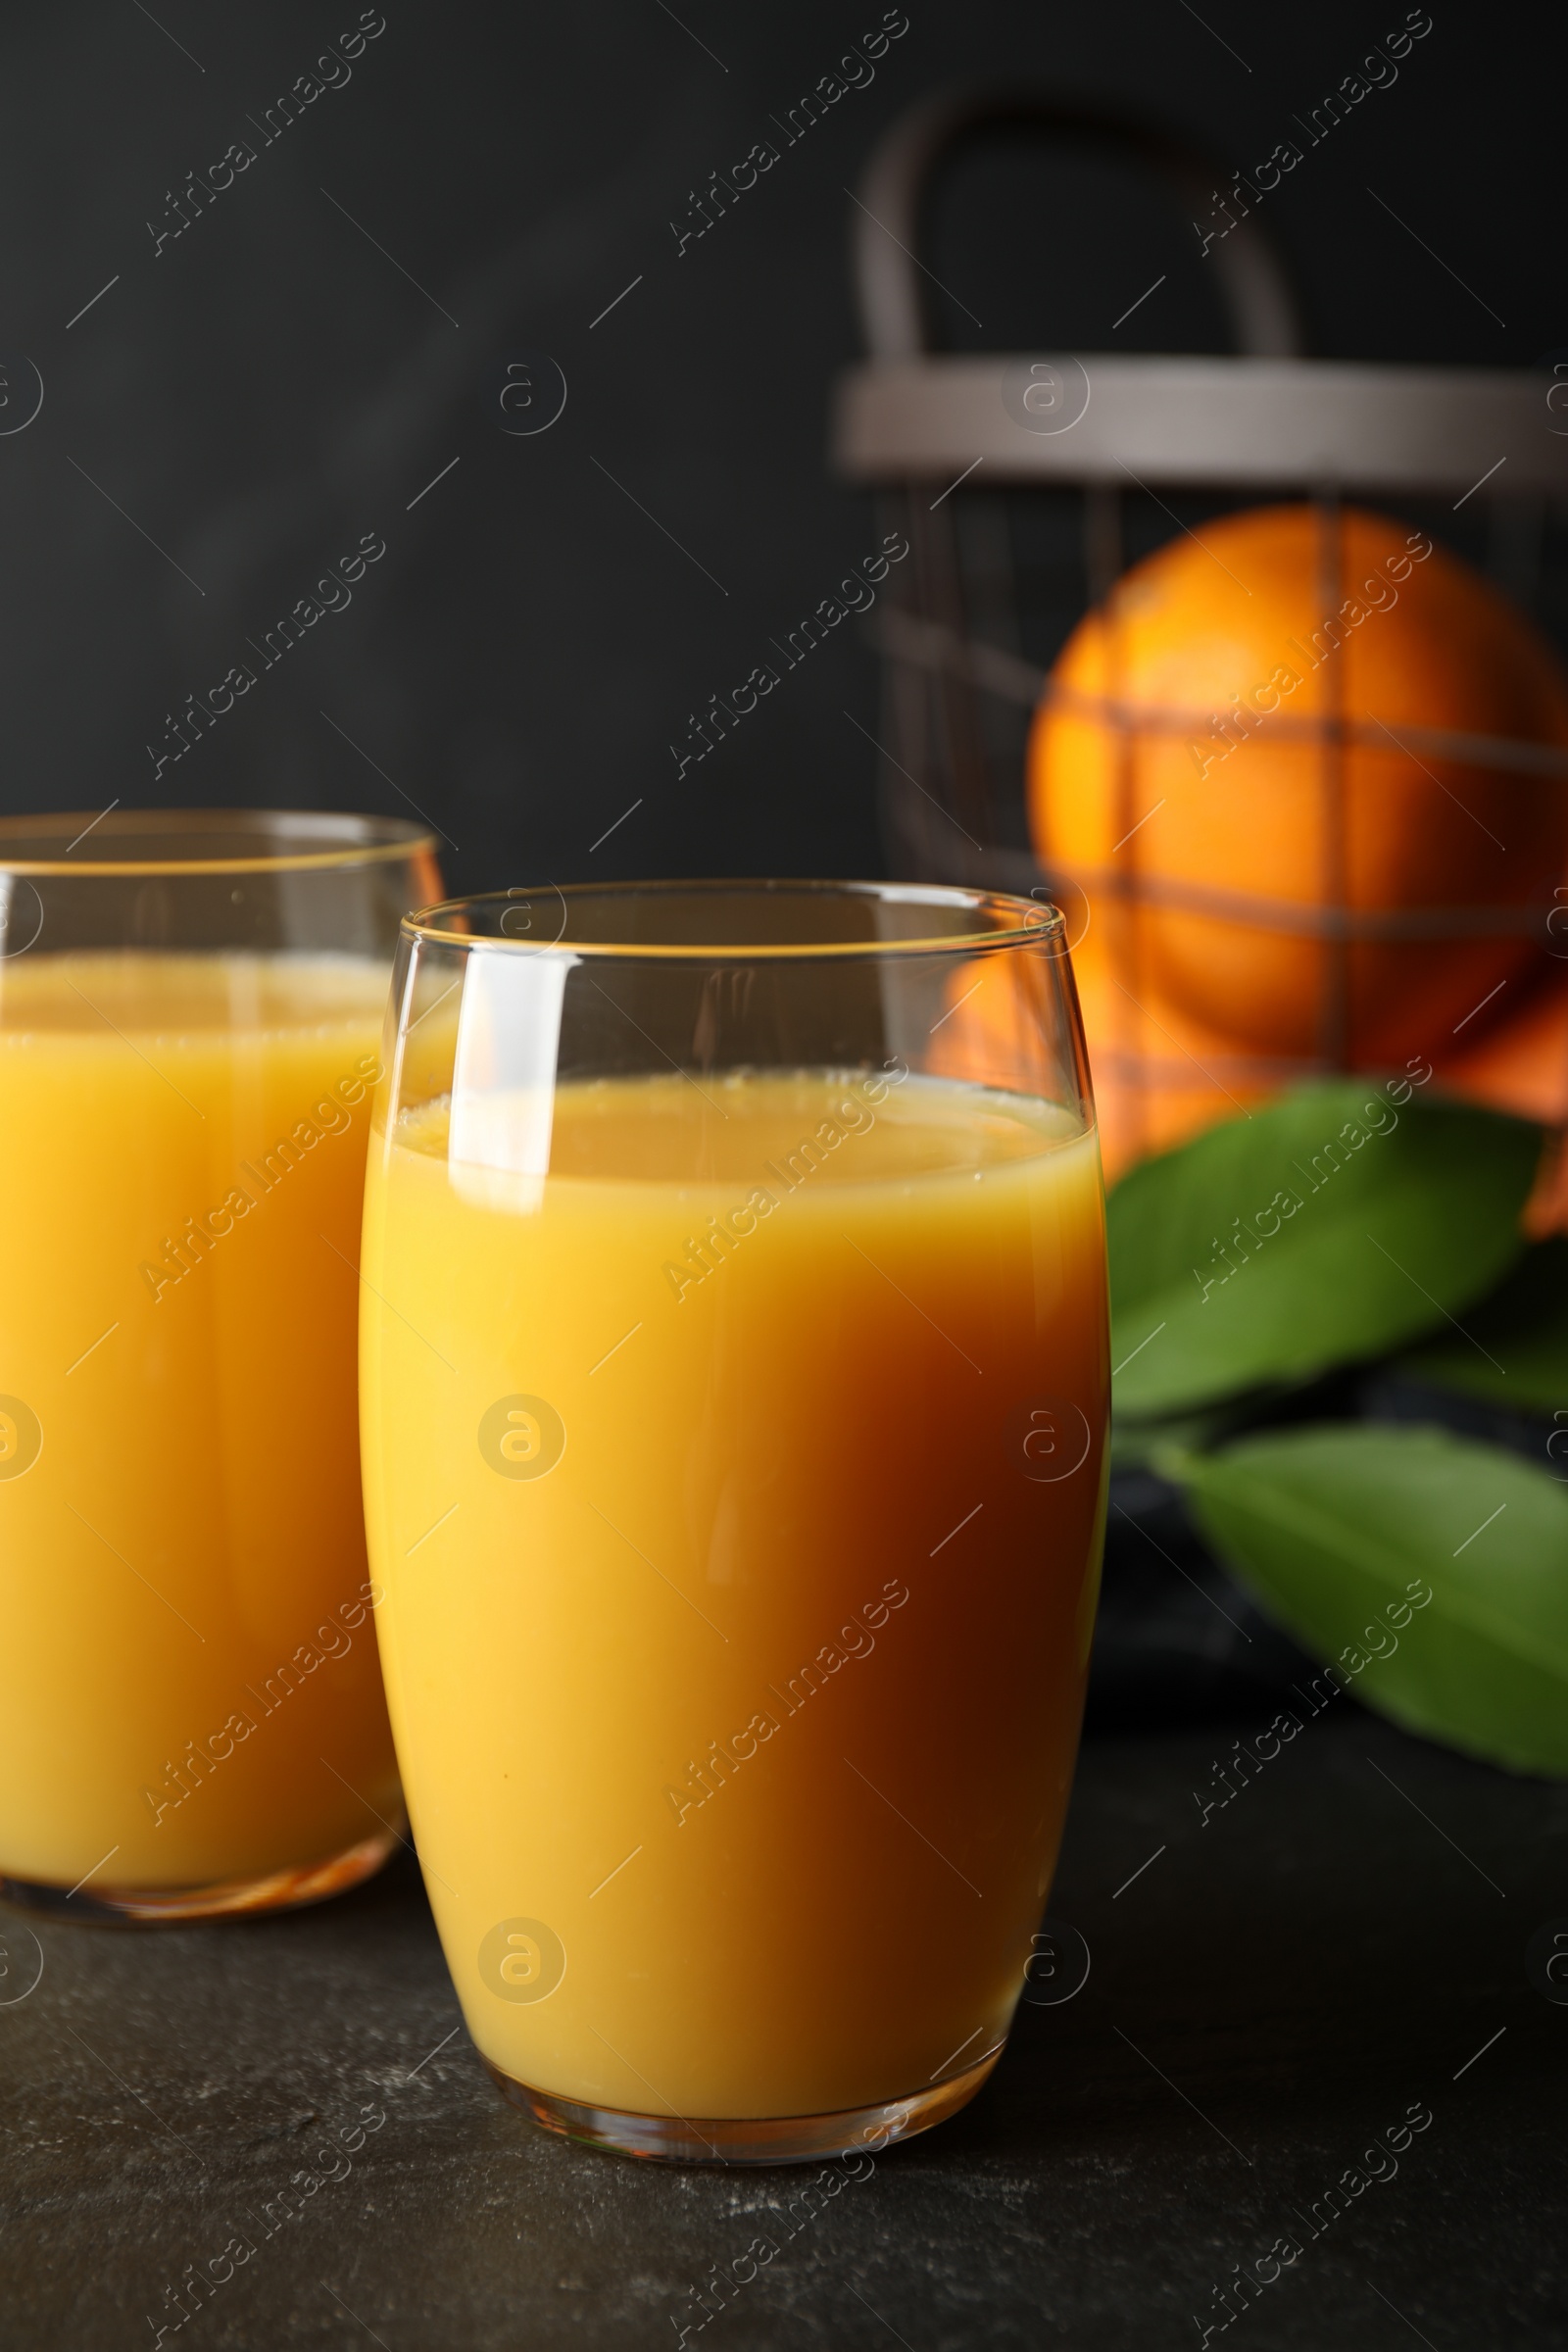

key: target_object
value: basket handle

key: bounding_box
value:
[853,88,1307,362]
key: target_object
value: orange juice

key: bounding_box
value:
[0,953,402,1900]
[361,1066,1107,2120]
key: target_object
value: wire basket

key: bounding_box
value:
[832,91,1568,1177]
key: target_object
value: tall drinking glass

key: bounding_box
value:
[361,881,1108,2162]
[0,809,440,1920]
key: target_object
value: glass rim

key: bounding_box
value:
[403,878,1068,961]
[0,808,437,878]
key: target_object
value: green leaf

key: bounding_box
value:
[1173,1423,1568,1777]
[1108,1081,1539,1417]
[1396,1238,1568,1417]
[1109,1402,1235,1472]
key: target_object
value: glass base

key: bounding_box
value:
[482,2044,1003,2166]
[0,1828,399,1925]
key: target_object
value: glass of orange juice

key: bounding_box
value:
[0,808,440,1922]
[360,880,1108,2163]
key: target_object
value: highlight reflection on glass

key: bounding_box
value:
[361,881,1109,2164]
[0,811,440,1921]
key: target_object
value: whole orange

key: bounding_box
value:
[1027,503,1568,1063]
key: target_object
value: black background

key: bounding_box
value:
[4,0,1561,896]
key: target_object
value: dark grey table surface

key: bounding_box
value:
[2,1688,1563,2352]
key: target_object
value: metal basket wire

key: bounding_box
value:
[832,91,1568,1172]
